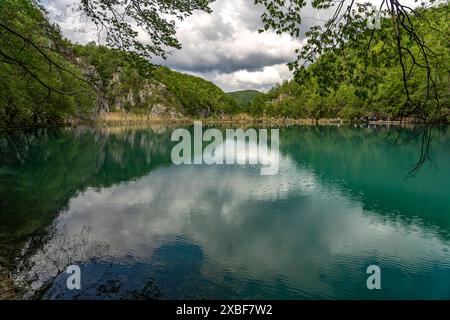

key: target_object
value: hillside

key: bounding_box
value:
[247,4,449,121]
[227,90,263,106]
[0,0,239,128]
[1,0,448,128]
[73,44,239,118]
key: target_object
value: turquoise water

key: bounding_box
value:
[0,125,449,299]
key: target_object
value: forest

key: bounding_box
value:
[0,0,238,127]
[1,0,450,302]
[0,0,449,128]
[247,4,449,122]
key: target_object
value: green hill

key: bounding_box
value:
[0,0,239,128]
[1,0,448,128]
[227,90,263,106]
[246,4,449,121]
[73,44,239,118]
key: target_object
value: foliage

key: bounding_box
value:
[0,0,96,127]
[0,0,239,127]
[152,66,240,116]
[0,0,218,127]
[78,0,213,60]
[256,0,449,123]
[1,1,447,128]
[74,43,240,117]
[249,4,449,122]
[227,90,263,106]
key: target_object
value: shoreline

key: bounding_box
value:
[93,115,441,129]
[94,113,433,126]
[1,113,446,131]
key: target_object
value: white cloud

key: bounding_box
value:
[41,0,425,91]
[42,0,299,91]
[152,0,301,91]
[21,143,450,296]
[214,64,293,92]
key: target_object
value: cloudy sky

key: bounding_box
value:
[41,0,421,92]
[41,0,308,92]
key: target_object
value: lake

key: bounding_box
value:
[0,124,449,299]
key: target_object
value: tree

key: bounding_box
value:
[256,0,449,173]
[78,0,212,59]
[0,0,96,126]
[0,0,213,116]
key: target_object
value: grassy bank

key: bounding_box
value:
[0,112,434,131]
[97,112,426,126]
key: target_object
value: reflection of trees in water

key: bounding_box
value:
[14,225,163,300]
[0,126,173,267]
[280,125,450,234]
[1,124,449,298]
[14,226,109,298]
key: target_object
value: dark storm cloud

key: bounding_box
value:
[160,51,294,74]
[150,0,302,77]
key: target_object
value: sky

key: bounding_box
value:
[41,0,306,92]
[41,0,421,92]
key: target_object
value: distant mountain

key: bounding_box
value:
[227,90,263,106]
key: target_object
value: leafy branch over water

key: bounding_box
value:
[0,0,448,172]
[254,0,449,173]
